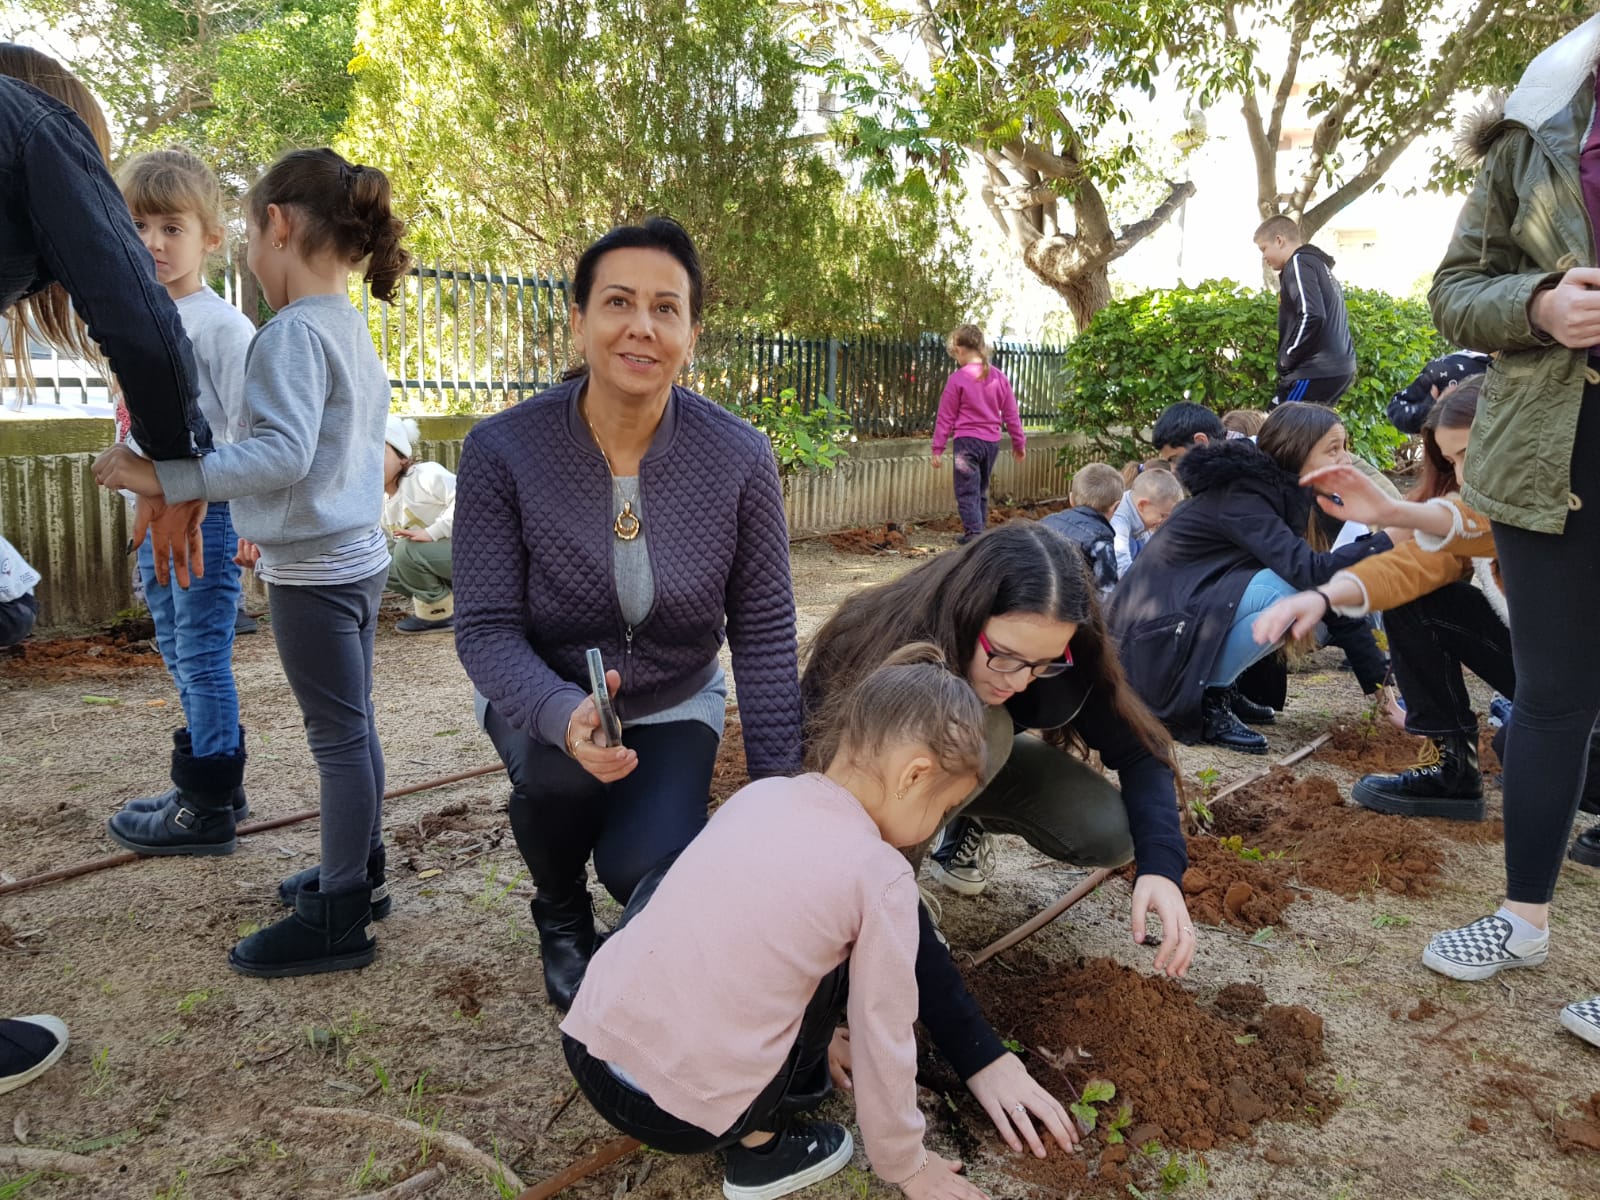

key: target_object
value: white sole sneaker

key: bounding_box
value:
[0,1015,69,1096]
[722,1129,853,1200]
[1422,914,1549,982]
[1423,943,1548,981]
[927,858,989,897]
[1560,998,1600,1048]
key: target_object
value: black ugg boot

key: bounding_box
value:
[1571,826,1600,867]
[228,880,376,978]
[1201,688,1268,754]
[1351,734,1484,820]
[1228,687,1277,726]
[122,729,250,821]
[278,846,391,920]
[106,740,244,855]
[529,883,602,1012]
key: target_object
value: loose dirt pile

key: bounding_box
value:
[968,957,1335,1194]
[0,631,161,680]
[824,499,1071,555]
[1212,769,1445,898]
[1319,716,1428,776]
[1181,833,1305,929]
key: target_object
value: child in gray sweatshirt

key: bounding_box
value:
[95,147,412,979]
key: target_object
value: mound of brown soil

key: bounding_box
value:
[1212,769,1445,897]
[1319,716,1427,776]
[1182,835,1305,929]
[969,957,1335,1194]
[825,524,930,556]
[1,632,160,680]
[824,499,1072,555]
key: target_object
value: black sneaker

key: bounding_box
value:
[0,1015,69,1096]
[723,1120,853,1200]
[928,817,995,896]
[396,614,454,634]
[234,610,260,635]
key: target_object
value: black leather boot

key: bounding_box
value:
[278,846,391,920]
[1571,826,1600,867]
[1228,687,1277,726]
[1201,688,1268,754]
[106,741,244,855]
[529,884,601,1012]
[122,729,250,821]
[228,880,376,978]
[1351,734,1484,820]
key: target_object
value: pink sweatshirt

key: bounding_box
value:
[931,363,1026,456]
[561,774,927,1183]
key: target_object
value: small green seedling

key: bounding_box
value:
[86,1046,113,1096]
[1249,926,1276,946]
[1371,912,1411,929]
[176,989,210,1015]
[473,865,528,911]
[1001,1037,1025,1055]
[349,1150,384,1191]
[1103,1104,1133,1144]
[1068,1078,1117,1132]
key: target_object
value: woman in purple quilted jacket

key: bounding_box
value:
[453,218,802,1011]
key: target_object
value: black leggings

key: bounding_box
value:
[483,705,719,905]
[1493,388,1600,904]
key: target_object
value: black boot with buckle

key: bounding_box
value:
[1351,733,1484,820]
[529,877,602,1012]
[121,729,250,822]
[107,739,244,855]
[1201,688,1269,754]
[1228,687,1277,726]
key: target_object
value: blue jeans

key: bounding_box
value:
[1205,569,1299,688]
[138,502,242,758]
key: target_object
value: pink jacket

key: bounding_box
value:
[561,774,927,1183]
[931,362,1026,456]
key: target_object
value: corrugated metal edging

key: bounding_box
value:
[2,452,133,630]
[784,433,1082,536]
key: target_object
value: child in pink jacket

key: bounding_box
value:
[931,325,1026,541]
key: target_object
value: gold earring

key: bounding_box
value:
[273,241,284,250]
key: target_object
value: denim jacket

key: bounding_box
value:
[0,78,209,459]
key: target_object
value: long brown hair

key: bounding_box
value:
[1259,402,1343,552]
[801,521,1174,770]
[0,44,110,397]
[1412,375,1482,502]
[947,323,990,380]
[247,149,411,302]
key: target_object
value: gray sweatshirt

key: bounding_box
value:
[154,294,388,567]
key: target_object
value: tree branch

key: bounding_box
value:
[1113,179,1198,259]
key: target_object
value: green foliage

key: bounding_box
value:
[342,0,983,334]
[1056,280,1449,469]
[21,0,358,183]
[728,389,850,475]
[1068,1078,1118,1131]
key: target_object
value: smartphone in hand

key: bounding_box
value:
[585,647,623,748]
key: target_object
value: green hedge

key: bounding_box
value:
[1055,280,1451,466]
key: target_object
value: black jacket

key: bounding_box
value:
[1277,245,1355,382]
[1387,350,1490,434]
[1107,438,1390,736]
[1040,505,1119,591]
[0,78,208,459]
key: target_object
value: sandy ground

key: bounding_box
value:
[2,531,1599,1200]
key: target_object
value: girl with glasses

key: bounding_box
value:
[801,521,1190,1162]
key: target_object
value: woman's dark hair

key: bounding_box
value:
[1257,402,1342,476]
[1414,375,1482,501]
[802,522,1174,769]
[247,149,411,302]
[572,216,704,324]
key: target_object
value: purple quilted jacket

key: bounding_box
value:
[453,378,802,778]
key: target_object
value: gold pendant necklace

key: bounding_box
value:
[584,407,643,541]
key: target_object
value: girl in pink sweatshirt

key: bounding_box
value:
[562,647,993,1200]
[931,325,1026,543]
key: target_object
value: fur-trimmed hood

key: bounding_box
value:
[1457,13,1600,167]
[1174,436,1293,497]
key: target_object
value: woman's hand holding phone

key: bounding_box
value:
[565,667,638,782]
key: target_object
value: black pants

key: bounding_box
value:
[0,593,37,647]
[562,858,844,1153]
[1386,582,1515,738]
[1274,374,1353,406]
[484,705,718,905]
[1493,384,1600,904]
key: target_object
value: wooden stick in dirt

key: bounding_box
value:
[0,1145,105,1173]
[516,1136,642,1200]
[290,1107,524,1191]
[964,728,1336,967]
[0,763,505,899]
[351,1163,448,1200]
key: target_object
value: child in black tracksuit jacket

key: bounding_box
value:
[1253,216,1356,407]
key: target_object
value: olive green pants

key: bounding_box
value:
[387,537,453,604]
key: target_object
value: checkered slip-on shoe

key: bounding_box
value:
[1422,915,1549,981]
[1560,997,1600,1048]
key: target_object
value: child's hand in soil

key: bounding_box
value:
[827,1026,852,1089]
[966,1053,1078,1156]
[1131,873,1196,978]
[901,1152,990,1199]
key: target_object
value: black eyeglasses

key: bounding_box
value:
[978,630,1072,679]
